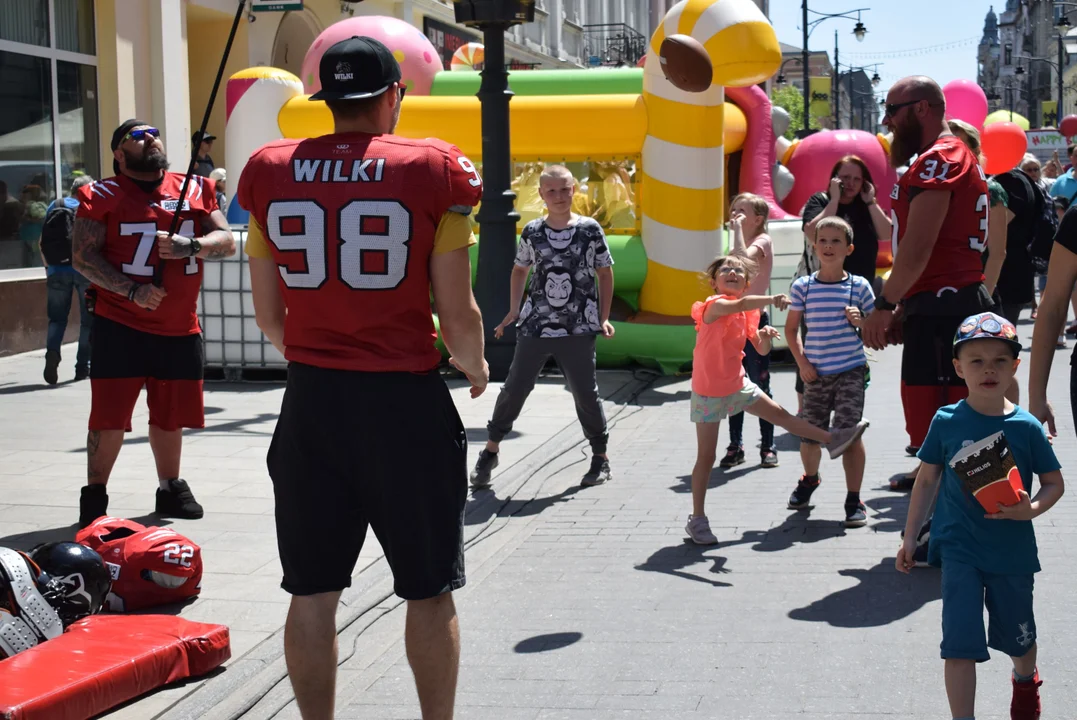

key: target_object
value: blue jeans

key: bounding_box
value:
[46,270,93,371]
[728,311,775,453]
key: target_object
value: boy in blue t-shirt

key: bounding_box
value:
[896,312,1065,720]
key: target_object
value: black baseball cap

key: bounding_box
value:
[309,36,402,102]
[192,130,217,144]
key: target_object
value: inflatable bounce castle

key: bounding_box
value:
[212,0,902,373]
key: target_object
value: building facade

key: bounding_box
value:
[978,5,1001,109]
[990,0,1073,127]
[0,0,663,275]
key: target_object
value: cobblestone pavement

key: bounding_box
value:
[1,320,1075,719]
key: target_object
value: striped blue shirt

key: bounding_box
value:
[789,272,875,375]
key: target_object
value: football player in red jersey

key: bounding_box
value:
[863,77,993,473]
[72,120,236,529]
[238,37,486,720]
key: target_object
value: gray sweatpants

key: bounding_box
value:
[487,334,609,455]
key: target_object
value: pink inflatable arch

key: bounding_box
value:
[725,85,796,220]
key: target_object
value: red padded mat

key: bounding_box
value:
[0,614,230,720]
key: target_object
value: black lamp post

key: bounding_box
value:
[800,3,870,132]
[453,0,534,380]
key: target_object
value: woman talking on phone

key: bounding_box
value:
[801,155,893,287]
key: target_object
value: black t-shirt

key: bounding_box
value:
[801,192,879,281]
[992,169,1037,305]
[1053,204,1077,364]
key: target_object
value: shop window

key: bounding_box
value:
[58,61,100,190]
[0,51,55,270]
[55,0,96,55]
[0,0,49,48]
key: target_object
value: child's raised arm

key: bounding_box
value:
[703,294,789,323]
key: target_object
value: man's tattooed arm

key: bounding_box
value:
[197,210,237,260]
[72,217,137,297]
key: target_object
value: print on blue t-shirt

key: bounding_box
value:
[917,401,1061,575]
[789,272,875,375]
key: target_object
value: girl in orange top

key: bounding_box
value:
[686,254,871,545]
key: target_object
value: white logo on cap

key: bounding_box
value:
[334,61,354,82]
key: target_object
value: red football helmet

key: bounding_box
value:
[75,517,202,612]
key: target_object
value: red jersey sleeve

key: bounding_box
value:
[903,140,977,193]
[74,179,115,222]
[432,141,483,215]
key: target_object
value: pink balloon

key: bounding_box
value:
[943,79,989,130]
[300,16,442,97]
[1060,114,1077,137]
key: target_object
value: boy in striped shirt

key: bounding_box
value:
[785,217,875,527]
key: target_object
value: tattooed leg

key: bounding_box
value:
[87,430,125,486]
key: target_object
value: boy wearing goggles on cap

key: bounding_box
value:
[896,312,1064,720]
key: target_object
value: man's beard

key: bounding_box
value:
[125,147,169,173]
[889,114,924,169]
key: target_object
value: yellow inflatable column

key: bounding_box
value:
[639,0,780,317]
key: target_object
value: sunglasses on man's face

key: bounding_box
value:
[883,99,921,119]
[124,127,160,143]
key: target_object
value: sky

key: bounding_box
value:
[767,0,986,99]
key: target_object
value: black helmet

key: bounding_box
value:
[28,542,111,625]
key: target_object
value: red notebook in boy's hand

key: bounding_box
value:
[949,431,1026,513]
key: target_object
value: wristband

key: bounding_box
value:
[128,285,139,302]
[874,295,897,312]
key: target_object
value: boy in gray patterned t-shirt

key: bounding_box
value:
[470,165,616,489]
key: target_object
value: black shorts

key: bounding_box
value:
[89,315,204,381]
[268,363,468,600]
[900,314,968,387]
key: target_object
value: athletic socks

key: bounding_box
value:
[1014,668,1037,683]
[804,473,820,485]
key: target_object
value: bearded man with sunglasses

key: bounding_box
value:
[71,120,235,528]
[862,76,994,560]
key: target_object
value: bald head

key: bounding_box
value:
[888,76,946,116]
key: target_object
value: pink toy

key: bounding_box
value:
[781,129,897,218]
[300,16,441,96]
[981,121,1028,175]
[943,79,989,130]
[726,85,795,220]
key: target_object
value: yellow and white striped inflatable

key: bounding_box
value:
[639,0,780,317]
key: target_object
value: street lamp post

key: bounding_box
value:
[800,2,869,133]
[452,0,534,380]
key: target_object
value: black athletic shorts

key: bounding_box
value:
[900,314,968,387]
[268,363,468,600]
[89,314,204,381]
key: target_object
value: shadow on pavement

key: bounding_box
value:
[0,378,82,395]
[635,541,732,587]
[669,464,756,494]
[723,510,848,553]
[514,631,583,653]
[787,559,942,627]
[0,514,172,550]
[464,429,520,444]
[866,496,910,534]
[464,485,583,526]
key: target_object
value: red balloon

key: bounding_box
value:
[1060,114,1077,138]
[981,121,1028,175]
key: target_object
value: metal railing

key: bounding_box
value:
[582,23,647,67]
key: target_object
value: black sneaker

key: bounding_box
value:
[470,450,499,489]
[79,484,109,528]
[901,519,932,567]
[43,351,60,385]
[581,456,611,487]
[844,501,868,528]
[155,478,204,519]
[74,367,90,382]
[719,446,745,468]
[760,450,779,468]
[788,475,820,509]
[904,444,919,457]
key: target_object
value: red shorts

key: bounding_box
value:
[88,315,205,432]
[89,378,205,432]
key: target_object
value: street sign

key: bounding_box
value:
[250,0,303,11]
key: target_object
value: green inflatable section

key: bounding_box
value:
[431,68,644,96]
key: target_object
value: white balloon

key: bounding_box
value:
[771,105,791,138]
[773,162,795,202]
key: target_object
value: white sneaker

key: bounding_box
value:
[685,515,718,545]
